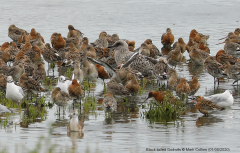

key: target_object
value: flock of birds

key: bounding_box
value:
[0,24,238,132]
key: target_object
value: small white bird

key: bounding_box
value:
[57,75,72,94]
[6,76,24,104]
[204,90,234,107]
[0,104,12,114]
[67,110,84,132]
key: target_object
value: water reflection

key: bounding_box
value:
[67,131,84,149]
[196,115,223,127]
[187,63,205,76]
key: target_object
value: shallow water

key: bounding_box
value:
[1,0,240,152]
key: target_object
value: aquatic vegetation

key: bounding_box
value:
[21,104,47,126]
[82,95,97,116]
[65,67,73,79]
[50,62,55,69]
[142,91,185,122]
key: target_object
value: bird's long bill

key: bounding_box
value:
[218,36,228,41]
[107,38,112,41]
[143,97,149,103]
[108,45,114,48]
[189,99,196,103]
[215,41,225,45]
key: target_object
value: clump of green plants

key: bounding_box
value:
[21,104,47,127]
[50,62,55,69]
[64,67,73,79]
[0,92,20,109]
[0,113,10,129]
[142,91,185,122]
[82,96,97,116]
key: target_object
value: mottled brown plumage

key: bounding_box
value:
[193,96,225,115]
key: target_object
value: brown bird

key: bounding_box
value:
[106,79,130,97]
[139,43,150,57]
[102,92,117,112]
[91,31,109,48]
[204,56,227,85]
[161,28,174,47]
[189,29,201,43]
[67,25,83,42]
[18,30,30,45]
[68,79,85,100]
[7,63,25,82]
[191,96,225,116]
[188,76,200,96]
[52,33,66,50]
[175,78,190,100]
[166,44,183,65]
[68,79,85,109]
[173,38,187,53]
[168,68,180,90]
[215,49,237,65]
[0,42,10,51]
[8,24,27,43]
[144,39,162,57]
[125,73,139,96]
[71,62,84,84]
[51,87,71,115]
[19,73,47,94]
[198,42,210,53]
[95,64,111,84]
[42,43,62,64]
[31,33,45,52]
[28,28,45,43]
[67,110,84,132]
[143,91,177,104]
[127,40,135,52]
[32,63,46,83]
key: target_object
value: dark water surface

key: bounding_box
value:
[1,0,240,152]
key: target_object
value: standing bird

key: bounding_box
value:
[19,73,47,94]
[42,43,62,65]
[109,40,154,77]
[203,90,234,108]
[191,96,225,116]
[82,51,98,85]
[31,33,45,52]
[173,38,187,53]
[67,110,84,132]
[188,76,200,96]
[176,78,190,100]
[168,68,180,90]
[67,25,83,42]
[204,56,227,85]
[68,79,85,107]
[51,87,71,115]
[161,28,174,48]
[57,76,72,94]
[125,74,139,96]
[28,28,45,43]
[71,62,84,84]
[68,79,84,109]
[143,91,177,104]
[102,92,117,112]
[8,24,27,43]
[32,63,46,84]
[52,33,66,50]
[7,63,25,82]
[215,49,237,65]
[91,31,109,48]
[106,79,130,97]
[6,76,24,104]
